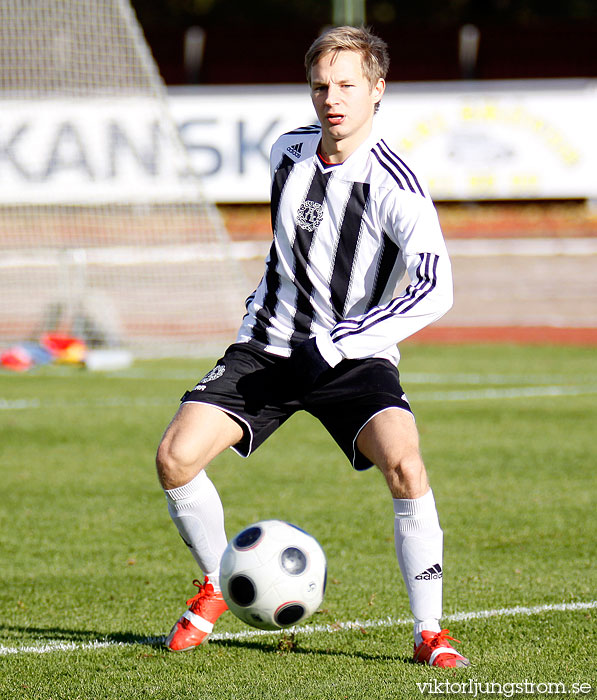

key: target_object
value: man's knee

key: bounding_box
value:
[380,451,428,499]
[156,432,199,489]
[155,402,244,490]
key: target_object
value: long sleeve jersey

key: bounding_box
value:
[236,124,453,368]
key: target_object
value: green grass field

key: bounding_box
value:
[1,344,596,700]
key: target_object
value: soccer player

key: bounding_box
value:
[156,25,469,667]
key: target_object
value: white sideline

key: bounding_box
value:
[1,600,595,656]
[2,384,597,412]
[230,237,597,259]
[230,238,597,260]
[446,237,597,257]
[1,238,596,270]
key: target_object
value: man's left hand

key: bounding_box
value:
[288,337,331,393]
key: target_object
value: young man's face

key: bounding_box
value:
[310,49,385,161]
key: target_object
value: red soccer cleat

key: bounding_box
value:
[413,629,470,668]
[165,578,228,651]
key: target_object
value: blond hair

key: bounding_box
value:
[304,25,390,89]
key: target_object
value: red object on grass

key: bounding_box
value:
[0,346,33,372]
[40,333,87,362]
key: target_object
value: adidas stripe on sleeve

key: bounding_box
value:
[236,125,453,367]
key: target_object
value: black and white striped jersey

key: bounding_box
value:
[236,124,453,367]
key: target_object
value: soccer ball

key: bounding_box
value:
[220,519,327,630]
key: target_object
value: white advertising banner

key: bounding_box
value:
[170,86,315,203]
[376,82,595,201]
[0,96,198,204]
[0,80,595,204]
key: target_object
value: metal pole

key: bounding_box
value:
[333,0,366,26]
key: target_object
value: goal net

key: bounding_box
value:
[0,0,249,359]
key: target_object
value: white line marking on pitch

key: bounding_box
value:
[1,600,594,656]
[2,385,597,412]
[72,369,597,386]
[415,385,597,401]
[2,367,594,387]
[2,239,594,271]
[234,238,597,259]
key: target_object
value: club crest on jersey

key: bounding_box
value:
[193,364,225,391]
[297,199,324,232]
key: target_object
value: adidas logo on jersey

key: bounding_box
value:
[415,563,443,581]
[286,142,303,159]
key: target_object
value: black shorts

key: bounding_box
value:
[181,342,413,470]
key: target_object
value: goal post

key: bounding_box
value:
[0,0,249,359]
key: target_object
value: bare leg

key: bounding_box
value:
[357,408,443,640]
[156,402,244,580]
[156,402,244,489]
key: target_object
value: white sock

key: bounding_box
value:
[393,488,443,644]
[164,470,228,591]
